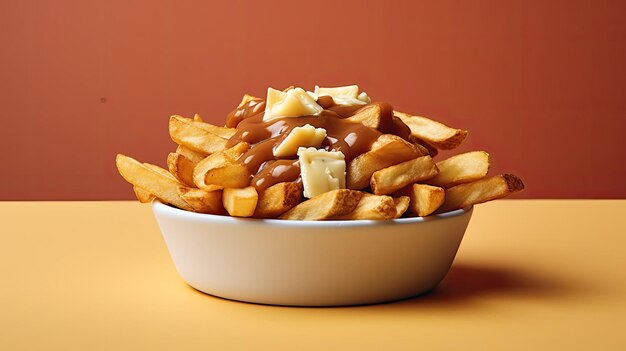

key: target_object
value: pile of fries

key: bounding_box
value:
[116,88,524,220]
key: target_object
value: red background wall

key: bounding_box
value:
[1,0,625,200]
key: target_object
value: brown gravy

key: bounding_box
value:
[225,100,404,191]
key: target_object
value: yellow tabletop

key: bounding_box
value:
[1,200,624,350]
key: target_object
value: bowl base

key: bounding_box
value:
[185,281,441,307]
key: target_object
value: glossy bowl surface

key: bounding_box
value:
[152,200,473,306]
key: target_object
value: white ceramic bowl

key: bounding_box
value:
[152,200,473,306]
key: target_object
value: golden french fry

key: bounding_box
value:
[238,94,262,108]
[370,155,439,195]
[346,104,381,128]
[347,134,426,189]
[393,196,410,218]
[141,163,178,181]
[394,111,468,150]
[223,141,250,158]
[193,121,236,139]
[167,153,196,187]
[175,144,207,164]
[396,184,445,217]
[171,115,236,139]
[279,189,363,220]
[178,187,225,214]
[412,138,438,157]
[254,182,303,218]
[223,187,258,217]
[412,143,431,156]
[439,174,525,213]
[133,186,154,203]
[333,193,397,220]
[347,104,411,139]
[428,151,490,188]
[137,159,223,214]
[116,154,192,210]
[193,113,203,122]
[192,142,251,190]
[169,115,228,154]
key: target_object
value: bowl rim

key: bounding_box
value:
[152,199,472,228]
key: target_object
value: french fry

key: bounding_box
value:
[223,141,250,158]
[333,193,397,220]
[142,161,214,214]
[370,155,439,195]
[396,184,445,217]
[279,189,363,220]
[393,196,410,218]
[116,154,192,210]
[347,104,411,139]
[439,174,525,213]
[412,138,438,157]
[169,115,228,154]
[413,143,431,156]
[175,144,207,164]
[192,142,251,190]
[134,170,220,213]
[167,153,196,187]
[223,187,258,217]
[347,134,426,189]
[345,104,381,129]
[178,187,225,214]
[171,115,236,139]
[428,151,490,188]
[142,163,178,181]
[394,111,468,150]
[254,182,303,218]
[193,121,236,139]
[133,186,154,203]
